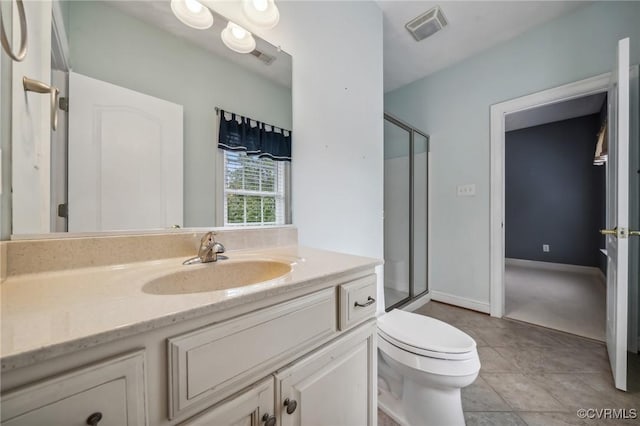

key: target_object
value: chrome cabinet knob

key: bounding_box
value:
[262,413,277,426]
[283,398,297,415]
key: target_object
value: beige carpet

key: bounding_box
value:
[505,261,606,341]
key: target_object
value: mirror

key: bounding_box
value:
[10,0,292,237]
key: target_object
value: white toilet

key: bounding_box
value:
[377,309,481,426]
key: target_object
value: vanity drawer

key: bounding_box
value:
[168,288,336,419]
[339,274,377,330]
[1,350,147,426]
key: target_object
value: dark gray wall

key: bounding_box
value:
[506,114,605,267]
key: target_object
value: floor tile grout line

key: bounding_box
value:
[480,372,570,413]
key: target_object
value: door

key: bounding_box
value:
[383,117,411,308]
[180,378,275,426]
[383,113,430,311]
[50,69,67,232]
[604,37,630,391]
[10,0,52,234]
[276,323,376,426]
[68,72,183,232]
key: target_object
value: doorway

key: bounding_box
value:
[489,63,640,391]
[383,113,429,311]
[503,93,607,341]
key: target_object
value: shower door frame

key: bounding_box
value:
[384,112,430,311]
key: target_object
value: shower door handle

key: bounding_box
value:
[23,76,60,131]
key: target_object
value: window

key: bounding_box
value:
[223,150,288,226]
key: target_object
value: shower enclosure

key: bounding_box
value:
[383,113,429,311]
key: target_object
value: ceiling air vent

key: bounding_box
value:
[250,49,276,65]
[406,6,448,42]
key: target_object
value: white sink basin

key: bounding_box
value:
[142,260,292,295]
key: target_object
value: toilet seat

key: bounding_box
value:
[378,309,477,360]
[378,329,475,361]
[378,334,481,377]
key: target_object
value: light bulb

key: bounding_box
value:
[252,0,268,12]
[221,22,256,53]
[242,0,279,29]
[171,0,213,29]
[231,24,247,40]
[184,0,203,14]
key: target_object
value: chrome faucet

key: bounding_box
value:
[183,231,225,265]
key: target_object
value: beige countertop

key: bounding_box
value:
[1,246,380,371]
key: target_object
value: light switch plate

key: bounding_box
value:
[457,184,476,197]
[543,244,550,252]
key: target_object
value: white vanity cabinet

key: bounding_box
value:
[0,270,379,426]
[276,321,376,426]
[180,320,376,426]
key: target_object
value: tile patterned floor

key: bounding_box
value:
[378,301,640,426]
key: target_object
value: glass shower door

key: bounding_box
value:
[413,133,429,296]
[384,119,411,308]
[384,113,430,310]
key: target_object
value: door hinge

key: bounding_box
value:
[57,203,68,218]
[59,97,68,112]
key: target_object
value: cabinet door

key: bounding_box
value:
[3,379,128,426]
[276,321,376,426]
[180,377,275,426]
[1,351,146,426]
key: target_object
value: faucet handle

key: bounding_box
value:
[200,231,216,248]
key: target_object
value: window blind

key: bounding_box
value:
[223,150,286,226]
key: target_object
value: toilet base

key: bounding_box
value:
[403,379,465,426]
[378,386,408,426]
[378,377,466,426]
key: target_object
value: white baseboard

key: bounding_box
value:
[401,292,431,313]
[506,258,603,276]
[430,290,490,314]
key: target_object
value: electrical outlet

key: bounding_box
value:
[543,244,550,252]
[457,184,476,197]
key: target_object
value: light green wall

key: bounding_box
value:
[68,1,292,227]
[385,1,640,304]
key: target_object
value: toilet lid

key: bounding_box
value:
[378,309,476,356]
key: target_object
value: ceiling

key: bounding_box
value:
[505,92,606,132]
[109,1,292,88]
[378,1,590,92]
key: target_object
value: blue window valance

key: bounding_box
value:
[218,109,292,162]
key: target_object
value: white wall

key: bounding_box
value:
[385,1,640,307]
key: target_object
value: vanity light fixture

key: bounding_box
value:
[242,0,280,29]
[221,22,256,54]
[170,0,214,30]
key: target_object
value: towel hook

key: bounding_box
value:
[0,0,28,62]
